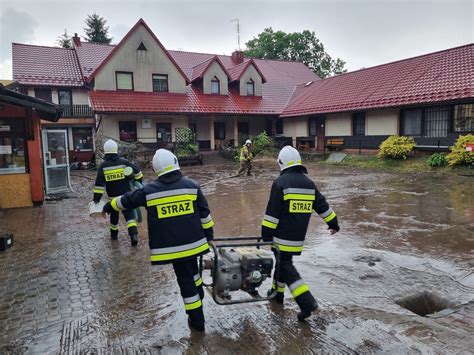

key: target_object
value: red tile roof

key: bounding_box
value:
[74,42,114,78]
[12,43,83,87]
[227,59,267,83]
[191,56,231,82]
[281,44,474,117]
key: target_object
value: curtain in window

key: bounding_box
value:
[403,109,422,136]
[424,107,449,137]
[116,73,133,90]
[454,104,473,132]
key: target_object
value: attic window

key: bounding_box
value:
[247,79,255,96]
[137,42,147,51]
[211,76,220,94]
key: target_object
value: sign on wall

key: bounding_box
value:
[0,145,12,154]
[0,125,11,132]
[142,119,152,129]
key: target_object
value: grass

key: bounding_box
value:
[321,154,473,175]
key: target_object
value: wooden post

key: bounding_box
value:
[28,110,45,204]
[233,117,238,147]
[210,116,215,150]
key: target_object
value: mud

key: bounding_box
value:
[0,154,473,354]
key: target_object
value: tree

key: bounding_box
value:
[56,29,72,48]
[244,28,346,78]
[83,13,112,44]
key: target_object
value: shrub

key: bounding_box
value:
[234,131,277,161]
[378,135,416,160]
[446,134,474,166]
[427,153,447,167]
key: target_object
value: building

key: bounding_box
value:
[11,19,473,158]
[0,84,62,208]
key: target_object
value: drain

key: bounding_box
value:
[395,291,454,316]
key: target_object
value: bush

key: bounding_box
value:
[378,135,416,160]
[446,134,474,166]
[427,153,447,167]
[234,131,277,162]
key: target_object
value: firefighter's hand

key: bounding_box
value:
[102,202,114,216]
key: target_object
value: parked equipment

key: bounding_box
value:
[200,237,280,305]
[0,234,13,251]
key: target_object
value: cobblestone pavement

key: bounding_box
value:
[0,157,473,354]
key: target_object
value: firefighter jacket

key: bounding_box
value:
[109,171,214,265]
[240,145,253,161]
[261,166,339,255]
[93,154,143,202]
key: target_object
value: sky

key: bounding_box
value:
[0,0,472,79]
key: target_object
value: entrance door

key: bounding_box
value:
[156,123,172,149]
[238,122,249,144]
[42,129,71,194]
[310,116,325,151]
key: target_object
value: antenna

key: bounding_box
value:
[230,19,240,50]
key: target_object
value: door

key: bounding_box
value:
[238,122,249,144]
[42,129,71,194]
[309,116,325,151]
[156,123,172,149]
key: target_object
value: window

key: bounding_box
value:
[34,88,52,102]
[276,118,283,135]
[402,109,422,136]
[353,112,365,136]
[402,106,450,137]
[454,104,473,132]
[211,77,220,94]
[58,89,73,116]
[152,74,168,92]
[309,117,317,136]
[72,127,93,151]
[119,121,137,142]
[0,119,27,174]
[116,72,134,90]
[247,79,255,96]
[214,122,225,139]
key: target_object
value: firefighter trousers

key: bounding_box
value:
[109,209,138,236]
[237,160,252,175]
[172,258,205,325]
[273,252,316,311]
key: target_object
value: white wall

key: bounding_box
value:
[72,89,90,105]
[325,113,352,136]
[366,109,399,135]
[94,25,187,93]
[203,61,228,95]
[239,64,263,96]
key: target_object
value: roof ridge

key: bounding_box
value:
[80,42,115,47]
[192,56,216,69]
[12,42,74,51]
[328,43,474,79]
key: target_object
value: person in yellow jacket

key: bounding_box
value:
[237,139,253,176]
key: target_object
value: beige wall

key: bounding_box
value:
[203,61,229,95]
[94,25,187,93]
[366,109,399,135]
[283,117,308,145]
[239,64,263,96]
[72,89,90,105]
[325,113,352,136]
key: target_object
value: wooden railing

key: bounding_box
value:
[59,104,93,118]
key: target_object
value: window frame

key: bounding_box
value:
[275,118,284,135]
[352,112,366,136]
[453,103,473,133]
[211,76,220,95]
[214,122,226,140]
[115,71,134,91]
[401,105,452,138]
[34,88,52,102]
[118,121,137,142]
[246,78,255,96]
[0,118,29,175]
[152,74,169,93]
[58,89,73,106]
[71,127,94,152]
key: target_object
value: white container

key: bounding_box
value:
[89,201,106,218]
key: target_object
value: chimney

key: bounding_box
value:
[231,50,244,64]
[72,33,81,47]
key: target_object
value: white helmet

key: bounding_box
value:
[277,145,302,171]
[152,149,180,176]
[245,139,252,145]
[104,139,118,154]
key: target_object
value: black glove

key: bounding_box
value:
[204,228,214,242]
[102,202,114,214]
[327,217,340,232]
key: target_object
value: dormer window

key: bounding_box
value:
[211,76,220,94]
[247,79,255,96]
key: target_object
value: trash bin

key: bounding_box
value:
[0,234,13,251]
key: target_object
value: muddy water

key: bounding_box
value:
[0,157,473,353]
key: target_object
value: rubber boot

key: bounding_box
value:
[188,308,205,332]
[267,289,284,304]
[110,230,118,240]
[297,300,319,321]
[130,234,138,247]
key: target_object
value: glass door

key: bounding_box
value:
[42,129,71,194]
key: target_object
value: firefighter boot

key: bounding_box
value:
[188,308,205,332]
[297,300,319,321]
[267,289,284,304]
[130,234,138,247]
[110,229,118,240]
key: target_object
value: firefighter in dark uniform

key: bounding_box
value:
[93,139,143,246]
[261,145,340,321]
[102,148,214,332]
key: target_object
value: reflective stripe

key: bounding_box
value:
[116,196,124,210]
[200,215,212,224]
[93,186,105,194]
[110,224,119,231]
[283,194,315,201]
[150,238,209,262]
[319,207,334,218]
[283,188,315,195]
[103,165,126,171]
[134,172,143,180]
[202,220,214,229]
[184,295,202,311]
[146,189,198,200]
[146,194,198,207]
[111,198,120,212]
[289,279,310,298]
[272,281,286,293]
[273,238,304,247]
[263,214,279,224]
[324,211,336,222]
[273,237,304,253]
[194,274,203,286]
[93,189,105,194]
[262,220,278,229]
[156,165,176,176]
[126,220,138,228]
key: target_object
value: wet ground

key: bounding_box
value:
[0,154,473,354]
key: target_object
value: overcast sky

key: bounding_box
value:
[0,0,472,79]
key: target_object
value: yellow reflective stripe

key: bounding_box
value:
[146,194,197,207]
[157,165,175,175]
[104,168,125,174]
[202,220,214,229]
[184,299,202,311]
[262,220,278,229]
[195,278,203,287]
[283,194,315,201]
[291,283,310,298]
[134,172,143,180]
[93,189,105,194]
[150,242,209,262]
[110,225,119,231]
[111,198,120,212]
[274,243,304,253]
[323,211,336,222]
[127,222,138,228]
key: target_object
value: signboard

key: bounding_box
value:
[466,143,474,152]
[0,145,12,154]
[0,125,10,132]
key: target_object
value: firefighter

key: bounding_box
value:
[237,139,253,176]
[102,149,214,332]
[93,139,143,246]
[261,146,340,321]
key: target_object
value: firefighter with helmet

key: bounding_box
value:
[102,148,214,332]
[237,139,253,176]
[93,139,143,246]
[261,145,340,321]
